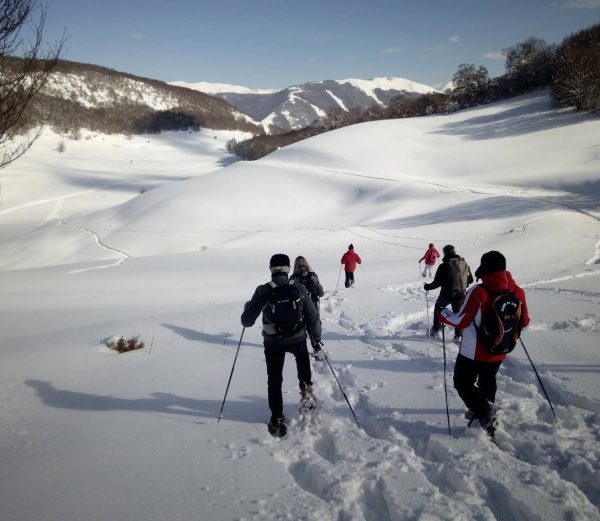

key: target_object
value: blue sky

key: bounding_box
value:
[43,0,599,89]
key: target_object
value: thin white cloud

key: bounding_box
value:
[449,35,460,44]
[483,51,504,60]
[383,47,402,54]
[130,33,145,41]
[561,0,600,7]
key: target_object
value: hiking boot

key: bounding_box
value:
[429,327,440,339]
[267,416,287,438]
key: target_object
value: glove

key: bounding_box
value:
[311,338,323,349]
[423,283,432,291]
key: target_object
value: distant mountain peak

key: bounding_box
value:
[172,76,439,133]
[169,81,276,95]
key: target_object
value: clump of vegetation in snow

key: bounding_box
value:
[104,335,145,353]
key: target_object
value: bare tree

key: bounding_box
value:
[553,23,600,112]
[451,63,490,107]
[504,37,557,90]
[0,0,64,169]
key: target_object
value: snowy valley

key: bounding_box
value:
[0,91,599,521]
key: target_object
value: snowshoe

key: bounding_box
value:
[267,416,287,438]
[313,348,326,362]
[299,383,316,413]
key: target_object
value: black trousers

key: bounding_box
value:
[264,339,312,419]
[344,271,355,288]
[453,353,502,419]
[433,294,464,336]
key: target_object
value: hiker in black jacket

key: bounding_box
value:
[241,253,322,437]
[424,244,473,341]
[290,255,325,360]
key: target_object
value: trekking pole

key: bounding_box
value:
[217,327,245,422]
[335,264,343,291]
[322,347,361,427]
[419,261,422,278]
[519,338,557,420]
[425,291,431,339]
[441,326,452,438]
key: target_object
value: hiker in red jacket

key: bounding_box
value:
[439,250,530,437]
[419,243,440,278]
[341,244,362,288]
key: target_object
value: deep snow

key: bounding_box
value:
[0,92,599,521]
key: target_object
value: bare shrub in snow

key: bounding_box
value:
[104,335,145,353]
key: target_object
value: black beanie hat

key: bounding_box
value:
[475,250,506,278]
[442,244,455,257]
[269,253,290,268]
[348,244,354,250]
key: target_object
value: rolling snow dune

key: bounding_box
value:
[0,91,599,521]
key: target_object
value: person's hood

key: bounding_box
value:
[442,253,460,263]
[480,270,516,293]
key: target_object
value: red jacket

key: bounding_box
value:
[341,250,362,272]
[420,247,440,265]
[440,271,530,362]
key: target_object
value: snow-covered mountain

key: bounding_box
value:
[172,76,439,132]
[169,80,276,95]
[25,60,263,135]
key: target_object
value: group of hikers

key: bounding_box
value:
[240,242,529,438]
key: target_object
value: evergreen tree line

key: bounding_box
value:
[230,23,600,161]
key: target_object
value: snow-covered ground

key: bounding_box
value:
[0,92,599,521]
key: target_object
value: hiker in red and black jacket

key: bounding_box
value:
[419,243,440,278]
[341,244,362,288]
[439,250,530,435]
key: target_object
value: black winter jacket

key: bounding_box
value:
[424,254,473,298]
[241,273,322,346]
[290,268,324,304]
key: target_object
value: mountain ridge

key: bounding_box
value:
[170,76,439,132]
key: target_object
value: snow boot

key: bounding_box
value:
[267,416,287,438]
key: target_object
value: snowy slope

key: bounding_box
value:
[170,80,277,95]
[0,92,599,521]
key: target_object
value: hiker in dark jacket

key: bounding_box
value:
[290,256,325,361]
[290,256,324,308]
[241,253,322,437]
[424,244,473,340]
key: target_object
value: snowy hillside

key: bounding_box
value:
[24,60,262,135]
[0,92,599,521]
[174,76,438,132]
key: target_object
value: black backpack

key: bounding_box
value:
[477,288,524,355]
[297,270,319,305]
[268,280,304,336]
